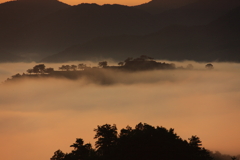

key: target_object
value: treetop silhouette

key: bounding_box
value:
[51,122,213,160]
[3,55,214,83]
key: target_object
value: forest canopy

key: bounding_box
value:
[51,123,213,160]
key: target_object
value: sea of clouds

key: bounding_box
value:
[0,61,240,160]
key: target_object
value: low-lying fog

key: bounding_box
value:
[1,61,240,160]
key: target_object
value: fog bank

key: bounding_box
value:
[0,61,240,160]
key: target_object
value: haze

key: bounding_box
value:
[1,61,240,160]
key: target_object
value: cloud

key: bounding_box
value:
[0,61,240,160]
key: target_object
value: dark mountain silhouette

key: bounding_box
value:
[40,27,216,62]
[41,35,144,62]
[41,7,240,62]
[134,0,197,14]
[0,0,70,61]
[0,3,159,61]
[155,0,240,26]
[1,0,240,62]
[0,0,70,37]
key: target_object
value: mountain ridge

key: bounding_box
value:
[0,0,240,62]
[41,7,240,62]
[0,3,159,61]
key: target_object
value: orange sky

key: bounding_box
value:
[0,0,149,6]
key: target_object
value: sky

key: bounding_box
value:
[1,61,240,160]
[0,0,148,6]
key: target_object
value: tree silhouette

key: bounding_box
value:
[70,65,77,71]
[51,150,65,160]
[120,56,176,71]
[65,65,71,71]
[188,135,212,160]
[11,73,21,79]
[51,124,213,160]
[26,68,34,74]
[94,124,117,157]
[78,63,87,70]
[59,65,66,71]
[189,135,202,149]
[59,65,73,71]
[115,123,190,160]
[67,138,95,160]
[44,68,54,73]
[118,62,124,66]
[33,64,46,74]
[98,61,108,68]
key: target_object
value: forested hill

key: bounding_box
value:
[42,6,240,63]
[5,56,182,83]
[0,0,240,62]
[4,55,216,85]
[50,123,213,160]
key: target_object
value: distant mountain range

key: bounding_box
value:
[0,0,240,62]
[42,6,240,62]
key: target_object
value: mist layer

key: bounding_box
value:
[0,61,240,160]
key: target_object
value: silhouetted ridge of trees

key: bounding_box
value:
[51,123,213,160]
[3,56,214,83]
[118,55,176,71]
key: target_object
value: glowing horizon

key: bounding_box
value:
[0,0,149,6]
